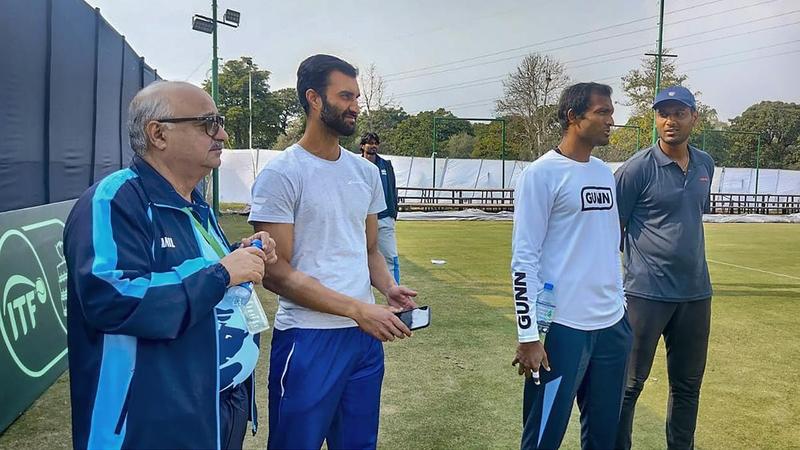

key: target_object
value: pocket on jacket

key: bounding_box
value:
[114,379,134,435]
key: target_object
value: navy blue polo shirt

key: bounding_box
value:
[615,143,715,302]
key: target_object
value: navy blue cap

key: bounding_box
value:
[652,85,696,110]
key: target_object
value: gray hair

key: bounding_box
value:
[127,81,174,157]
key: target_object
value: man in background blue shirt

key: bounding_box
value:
[360,132,401,283]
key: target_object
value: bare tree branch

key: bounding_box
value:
[496,53,569,160]
[359,63,394,131]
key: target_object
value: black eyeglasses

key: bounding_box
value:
[156,115,225,137]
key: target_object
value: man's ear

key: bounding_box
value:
[567,108,579,128]
[306,89,322,113]
[146,121,168,151]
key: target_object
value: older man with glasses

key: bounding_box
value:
[64,81,277,450]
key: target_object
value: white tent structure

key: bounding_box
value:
[219,150,800,204]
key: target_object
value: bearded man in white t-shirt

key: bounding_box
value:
[511,82,633,450]
[248,54,418,450]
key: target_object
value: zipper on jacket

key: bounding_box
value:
[153,201,223,450]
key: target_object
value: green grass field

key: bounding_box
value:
[1,220,798,449]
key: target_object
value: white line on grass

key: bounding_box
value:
[707,259,800,282]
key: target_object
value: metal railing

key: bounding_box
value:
[398,187,800,215]
[708,193,800,215]
[398,187,514,211]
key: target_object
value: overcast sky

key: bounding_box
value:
[84,0,799,124]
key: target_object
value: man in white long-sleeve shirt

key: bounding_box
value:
[511,82,633,450]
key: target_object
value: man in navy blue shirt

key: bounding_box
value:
[360,132,401,282]
[614,86,715,450]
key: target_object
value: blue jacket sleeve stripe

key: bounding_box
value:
[147,205,155,259]
[90,171,217,298]
[86,334,137,450]
[90,256,216,299]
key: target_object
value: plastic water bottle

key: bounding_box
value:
[228,239,270,334]
[536,282,556,338]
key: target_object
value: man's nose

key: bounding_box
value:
[216,123,229,141]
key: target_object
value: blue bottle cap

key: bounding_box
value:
[235,239,263,289]
[543,282,554,291]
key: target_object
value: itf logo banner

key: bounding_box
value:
[0,199,75,433]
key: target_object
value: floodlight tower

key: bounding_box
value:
[192,2,241,215]
[647,0,676,145]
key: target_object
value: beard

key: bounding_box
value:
[595,134,610,147]
[592,128,610,147]
[320,96,356,136]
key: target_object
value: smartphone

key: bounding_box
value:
[394,306,431,331]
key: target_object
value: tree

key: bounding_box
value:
[339,107,410,153]
[272,88,302,136]
[203,57,274,148]
[471,118,524,160]
[727,101,800,169]
[496,53,569,160]
[621,50,687,117]
[361,107,409,140]
[274,116,306,150]
[594,125,646,163]
[608,51,724,162]
[383,109,473,157]
[443,132,476,159]
[358,63,394,131]
[688,115,731,166]
[203,57,301,149]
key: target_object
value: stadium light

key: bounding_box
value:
[192,2,242,215]
[223,9,241,26]
[191,15,215,34]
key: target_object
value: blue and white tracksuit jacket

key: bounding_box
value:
[64,156,258,450]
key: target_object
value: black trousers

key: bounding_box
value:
[615,296,711,450]
[220,382,250,450]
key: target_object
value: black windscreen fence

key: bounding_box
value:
[0,0,160,213]
[0,0,163,433]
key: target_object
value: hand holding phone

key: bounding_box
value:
[394,306,431,331]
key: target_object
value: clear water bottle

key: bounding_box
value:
[228,239,270,334]
[536,282,556,338]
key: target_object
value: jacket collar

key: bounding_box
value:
[372,153,387,166]
[130,156,209,212]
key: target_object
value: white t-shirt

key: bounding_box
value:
[248,144,386,330]
[511,150,625,342]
